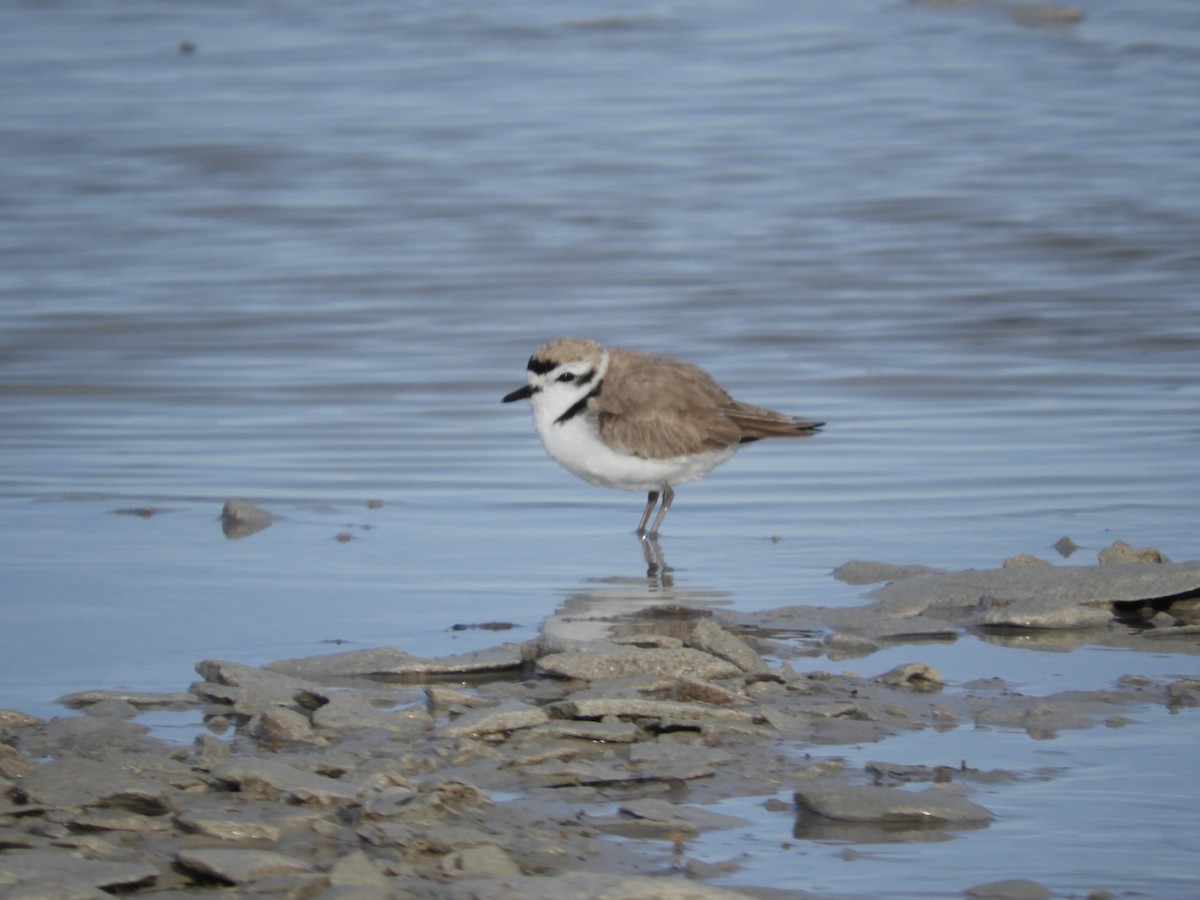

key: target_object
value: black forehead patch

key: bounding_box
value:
[527,356,556,375]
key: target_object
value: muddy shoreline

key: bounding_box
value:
[3,543,1199,899]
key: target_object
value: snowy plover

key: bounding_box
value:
[503,338,823,535]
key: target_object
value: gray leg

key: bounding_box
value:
[636,490,659,534]
[647,484,674,535]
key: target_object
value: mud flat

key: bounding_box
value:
[2,542,1198,898]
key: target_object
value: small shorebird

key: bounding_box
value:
[503,338,823,535]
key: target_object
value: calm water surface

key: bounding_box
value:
[1,0,1198,896]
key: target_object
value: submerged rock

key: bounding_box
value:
[833,560,939,585]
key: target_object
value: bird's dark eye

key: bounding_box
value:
[557,372,577,383]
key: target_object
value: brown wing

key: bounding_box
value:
[724,401,824,440]
[595,350,742,458]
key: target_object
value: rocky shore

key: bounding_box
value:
[2,542,1198,899]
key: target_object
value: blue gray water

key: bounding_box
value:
[2,0,1198,895]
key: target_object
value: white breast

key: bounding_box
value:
[531,406,736,492]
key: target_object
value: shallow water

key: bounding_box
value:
[1,0,1199,895]
[683,708,1200,898]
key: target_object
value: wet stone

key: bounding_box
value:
[14,756,177,815]
[250,705,321,744]
[209,758,359,806]
[0,850,158,895]
[824,632,881,659]
[833,560,939,584]
[439,703,550,739]
[548,697,754,724]
[0,744,36,779]
[311,692,430,736]
[439,842,523,878]
[1002,554,1052,568]
[175,847,311,884]
[0,709,43,730]
[874,662,943,691]
[866,560,1200,620]
[56,690,198,712]
[1098,540,1170,565]
[684,619,766,673]
[627,740,735,781]
[19,715,164,760]
[68,810,173,833]
[523,719,641,743]
[965,878,1053,899]
[425,685,489,711]
[608,797,748,834]
[537,644,742,682]
[670,675,743,705]
[175,813,283,843]
[220,499,273,539]
[973,594,1113,630]
[327,849,391,891]
[794,783,992,825]
[265,643,526,679]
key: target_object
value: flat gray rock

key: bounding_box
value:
[176,813,282,843]
[193,659,319,716]
[627,741,735,780]
[537,646,741,682]
[973,594,1114,630]
[15,756,176,815]
[524,720,641,743]
[615,798,748,833]
[0,850,158,894]
[209,758,358,806]
[965,878,1053,899]
[265,643,526,679]
[684,619,765,672]
[310,691,430,736]
[869,561,1200,617]
[833,560,940,585]
[438,872,760,899]
[794,783,992,825]
[56,689,199,711]
[250,705,320,744]
[327,849,391,890]
[547,697,753,724]
[439,842,522,878]
[440,703,550,739]
[176,847,310,884]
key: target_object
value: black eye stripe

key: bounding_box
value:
[575,368,596,386]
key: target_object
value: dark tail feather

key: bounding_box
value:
[730,405,825,441]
